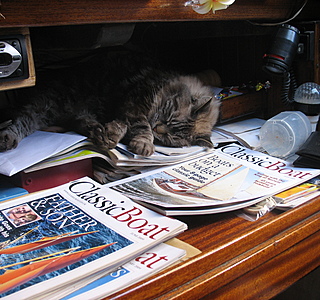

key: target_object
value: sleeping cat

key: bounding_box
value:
[0,51,220,156]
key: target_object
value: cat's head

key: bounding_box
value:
[152,75,220,148]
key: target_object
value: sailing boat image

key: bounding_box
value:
[0,226,117,295]
[198,167,250,201]
[152,156,248,203]
[0,243,116,294]
[0,230,98,255]
[153,166,262,204]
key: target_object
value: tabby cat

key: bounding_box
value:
[0,51,220,156]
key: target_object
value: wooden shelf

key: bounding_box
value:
[219,92,265,122]
[107,196,320,299]
[0,0,319,28]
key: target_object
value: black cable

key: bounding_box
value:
[281,69,297,105]
[247,0,308,27]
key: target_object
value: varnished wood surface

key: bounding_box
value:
[106,196,320,299]
[0,1,319,298]
[0,0,319,28]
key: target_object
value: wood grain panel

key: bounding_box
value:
[0,0,319,28]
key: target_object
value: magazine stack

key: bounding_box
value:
[0,177,187,299]
[107,144,320,216]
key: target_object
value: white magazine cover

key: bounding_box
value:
[108,144,320,209]
[0,177,187,299]
[46,242,186,300]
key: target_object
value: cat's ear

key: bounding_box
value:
[192,96,213,116]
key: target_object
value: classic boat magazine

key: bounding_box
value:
[108,144,320,215]
[0,177,187,299]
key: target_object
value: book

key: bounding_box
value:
[106,144,320,216]
[23,148,101,173]
[0,177,187,299]
[10,159,93,193]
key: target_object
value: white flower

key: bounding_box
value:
[185,0,235,14]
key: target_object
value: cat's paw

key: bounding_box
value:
[104,120,127,149]
[193,136,214,148]
[0,129,19,152]
[128,139,155,156]
[86,122,109,147]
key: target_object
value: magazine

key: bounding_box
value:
[45,241,186,300]
[23,140,209,174]
[107,144,320,215]
[275,175,320,210]
[132,197,269,216]
[108,143,210,167]
[24,148,115,173]
[212,118,265,150]
[0,179,28,202]
[43,238,199,300]
[0,131,86,176]
[0,177,187,299]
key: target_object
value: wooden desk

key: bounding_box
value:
[0,1,319,298]
[107,196,320,299]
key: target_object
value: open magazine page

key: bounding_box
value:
[46,242,186,300]
[24,149,115,173]
[0,131,86,176]
[109,144,320,209]
[0,177,187,300]
[110,143,210,166]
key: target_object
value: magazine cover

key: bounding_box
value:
[0,177,187,299]
[109,144,320,209]
[46,242,186,300]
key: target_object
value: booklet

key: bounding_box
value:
[0,177,187,299]
[107,144,320,215]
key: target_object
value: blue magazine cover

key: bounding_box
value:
[0,177,187,300]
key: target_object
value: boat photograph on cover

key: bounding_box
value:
[0,205,130,298]
[0,177,187,299]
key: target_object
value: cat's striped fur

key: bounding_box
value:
[0,51,220,156]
